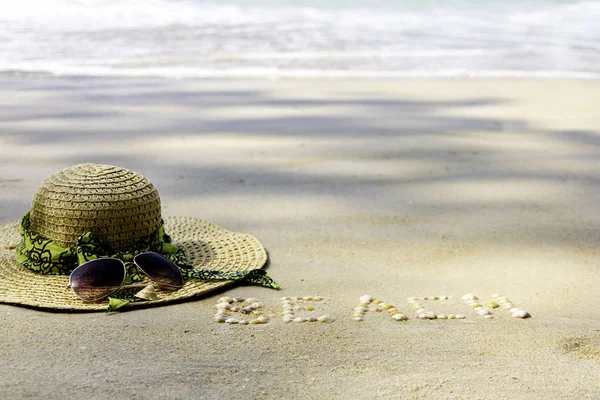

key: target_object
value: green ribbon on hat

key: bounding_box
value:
[16,212,279,309]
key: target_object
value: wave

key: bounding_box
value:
[1,0,599,78]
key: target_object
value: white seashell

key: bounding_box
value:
[417,313,428,319]
[440,296,448,300]
[282,315,294,323]
[218,297,233,304]
[293,317,306,323]
[317,314,334,323]
[216,303,231,310]
[134,285,158,301]
[511,310,530,318]
[387,308,398,314]
[424,311,436,319]
[392,314,407,321]
[307,317,318,322]
[360,295,374,303]
[225,318,239,324]
[302,296,313,301]
[230,306,240,312]
[246,298,258,304]
[455,314,466,319]
[462,294,478,301]
[477,307,492,316]
[418,297,428,300]
[437,314,447,319]
[447,314,456,319]
[251,302,264,309]
[238,320,249,325]
[509,307,521,313]
[353,317,364,322]
[484,315,493,319]
[280,297,291,301]
[313,296,324,301]
[355,307,369,313]
[282,310,294,316]
[406,297,417,301]
[415,308,426,314]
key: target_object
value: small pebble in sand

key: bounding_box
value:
[239,320,249,325]
[374,299,383,304]
[355,307,369,313]
[503,302,514,309]
[440,296,449,300]
[354,316,364,322]
[302,296,313,301]
[280,297,291,301]
[233,297,245,303]
[306,306,314,311]
[251,302,264,309]
[477,307,492,316]
[462,294,478,301]
[484,315,494,319]
[455,314,466,319]
[381,303,393,310]
[218,297,233,304]
[509,307,520,313]
[511,309,531,319]
[214,316,226,323]
[415,308,426,314]
[293,317,306,323]
[437,314,447,319]
[230,306,240,312]
[282,315,294,323]
[470,303,483,309]
[392,314,408,321]
[282,310,294,316]
[307,317,318,322]
[447,314,456,319]
[418,297,428,300]
[387,308,398,314]
[240,308,253,314]
[485,301,499,309]
[313,296,324,301]
[225,318,239,324]
[431,296,439,300]
[216,303,231,310]
[360,295,374,303]
[318,314,334,323]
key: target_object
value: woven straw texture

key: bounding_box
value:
[30,163,162,251]
[0,216,267,311]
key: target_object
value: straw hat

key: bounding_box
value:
[0,164,270,311]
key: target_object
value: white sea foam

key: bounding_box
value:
[0,0,599,79]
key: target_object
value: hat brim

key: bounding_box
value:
[0,216,267,311]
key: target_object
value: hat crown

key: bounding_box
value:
[30,163,162,250]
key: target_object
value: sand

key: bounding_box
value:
[0,78,599,399]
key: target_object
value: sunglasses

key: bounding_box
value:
[68,252,184,302]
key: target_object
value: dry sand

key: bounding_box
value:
[0,78,599,399]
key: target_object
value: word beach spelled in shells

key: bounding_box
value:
[210,293,531,326]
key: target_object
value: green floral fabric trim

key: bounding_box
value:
[17,212,279,302]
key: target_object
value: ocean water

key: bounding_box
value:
[0,0,598,78]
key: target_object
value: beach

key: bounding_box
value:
[0,77,598,399]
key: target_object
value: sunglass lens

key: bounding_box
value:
[69,258,126,302]
[134,253,183,289]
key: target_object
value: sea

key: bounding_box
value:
[0,0,598,79]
